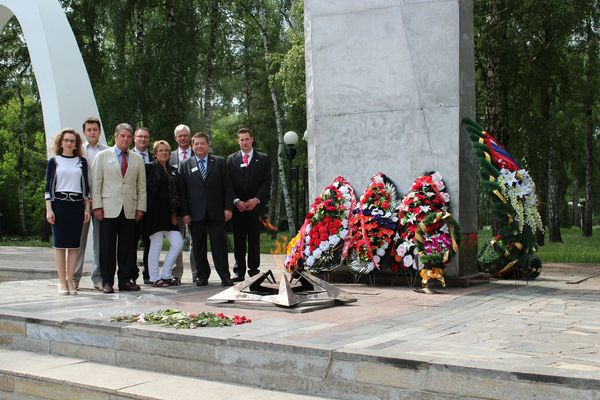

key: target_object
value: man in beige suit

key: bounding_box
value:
[93,123,146,294]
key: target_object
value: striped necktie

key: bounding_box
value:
[199,158,207,181]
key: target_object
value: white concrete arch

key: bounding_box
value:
[0,0,105,155]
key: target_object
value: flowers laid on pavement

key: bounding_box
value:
[285,176,356,273]
[111,309,251,328]
[348,173,399,275]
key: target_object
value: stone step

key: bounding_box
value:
[3,314,597,400]
[0,348,329,400]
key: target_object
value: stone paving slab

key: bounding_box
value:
[1,247,600,398]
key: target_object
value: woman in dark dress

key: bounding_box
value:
[45,129,91,295]
[144,140,187,286]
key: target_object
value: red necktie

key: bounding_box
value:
[243,153,249,166]
[121,152,127,177]
[182,150,187,160]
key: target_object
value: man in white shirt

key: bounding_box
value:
[169,124,192,168]
[74,117,108,290]
[169,124,196,285]
[132,128,154,164]
[226,128,271,281]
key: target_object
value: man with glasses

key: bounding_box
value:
[131,127,154,284]
[169,124,196,285]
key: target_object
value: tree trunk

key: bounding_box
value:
[243,29,252,126]
[16,83,27,235]
[582,15,596,237]
[134,4,145,124]
[540,32,561,241]
[481,0,509,145]
[583,100,594,236]
[257,2,296,234]
[547,155,562,242]
[269,160,279,227]
[571,176,579,228]
[203,0,219,135]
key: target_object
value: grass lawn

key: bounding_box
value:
[478,227,600,264]
[2,227,599,264]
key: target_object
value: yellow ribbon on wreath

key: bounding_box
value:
[415,211,459,265]
[420,267,446,287]
[492,259,518,278]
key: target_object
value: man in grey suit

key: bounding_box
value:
[169,124,196,285]
[74,117,108,290]
[179,132,234,287]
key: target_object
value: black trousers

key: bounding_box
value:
[232,208,261,277]
[189,217,231,282]
[130,222,150,282]
[99,209,137,287]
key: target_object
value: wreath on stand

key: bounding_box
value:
[463,118,543,279]
[390,172,460,289]
[347,173,399,281]
[284,176,356,274]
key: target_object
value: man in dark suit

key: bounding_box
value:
[179,132,234,287]
[131,127,155,284]
[169,124,196,285]
[226,128,271,281]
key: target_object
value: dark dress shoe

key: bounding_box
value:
[119,282,141,291]
[248,269,260,277]
[231,275,245,283]
[221,279,234,286]
[196,279,209,286]
[192,274,199,284]
[102,284,114,294]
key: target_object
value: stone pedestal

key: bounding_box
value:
[304,0,477,276]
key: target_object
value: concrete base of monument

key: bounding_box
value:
[315,268,491,289]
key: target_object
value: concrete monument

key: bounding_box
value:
[0,0,104,154]
[304,1,478,277]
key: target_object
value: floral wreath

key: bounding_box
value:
[391,172,459,286]
[463,118,543,279]
[284,176,356,273]
[348,173,399,275]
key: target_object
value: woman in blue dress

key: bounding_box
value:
[45,129,91,295]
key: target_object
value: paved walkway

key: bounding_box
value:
[1,247,600,397]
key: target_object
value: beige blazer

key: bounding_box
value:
[92,147,147,219]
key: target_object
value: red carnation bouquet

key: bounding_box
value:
[348,173,399,275]
[285,177,356,273]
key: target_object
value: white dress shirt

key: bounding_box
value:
[133,148,151,163]
[178,147,191,161]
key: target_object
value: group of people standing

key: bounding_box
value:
[45,118,271,295]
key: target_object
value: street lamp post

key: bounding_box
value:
[283,131,299,230]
